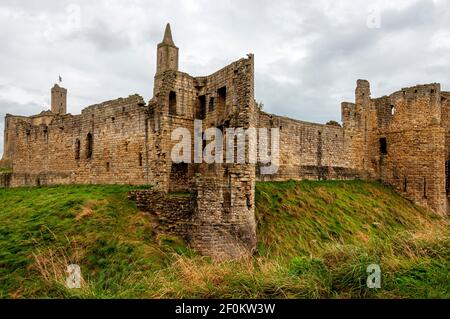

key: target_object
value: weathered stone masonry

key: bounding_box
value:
[3,94,149,187]
[1,24,448,259]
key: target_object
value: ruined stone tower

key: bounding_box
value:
[142,25,258,259]
[51,84,67,115]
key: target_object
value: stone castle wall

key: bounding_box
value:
[1,24,448,260]
[137,54,258,259]
[129,190,193,237]
[3,94,160,187]
[186,55,258,259]
[343,81,448,216]
[257,112,361,181]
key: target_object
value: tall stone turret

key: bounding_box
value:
[156,23,179,75]
[51,84,67,115]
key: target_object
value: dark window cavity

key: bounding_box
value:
[197,95,206,119]
[217,86,226,110]
[169,91,177,115]
[423,177,427,198]
[209,97,215,112]
[86,133,93,160]
[75,139,81,160]
[380,138,387,155]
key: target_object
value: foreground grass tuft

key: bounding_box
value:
[0,181,448,298]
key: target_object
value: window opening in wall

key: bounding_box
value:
[423,177,427,198]
[43,127,49,142]
[217,86,226,111]
[390,105,395,115]
[380,137,387,155]
[112,117,115,123]
[106,162,110,172]
[197,95,206,119]
[209,97,215,112]
[86,133,93,160]
[75,139,81,160]
[139,153,143,167]
[169,91,177,115]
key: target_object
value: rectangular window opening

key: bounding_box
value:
[86,133,93,160]
[209,97,215,112]
[217,86,226,111]
[380,137,387,155]
[169,91,177,116]
[139,153,143,167]
[423,177,427,198]
[75,139,81,160]
[197,95,206,119]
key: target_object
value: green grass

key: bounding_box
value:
[0,167,12,173]
[255,180,449,298]
[0,181,448,299]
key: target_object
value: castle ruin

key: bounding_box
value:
[1,24,449,259]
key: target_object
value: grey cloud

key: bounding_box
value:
[1,0,450,158]
[67,19,132,52]
[381,0,438,32]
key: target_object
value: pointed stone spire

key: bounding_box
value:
[155,23,179,75]
[162,23,175,46]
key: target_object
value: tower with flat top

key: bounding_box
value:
[51,84,67,115]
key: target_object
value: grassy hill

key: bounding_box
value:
[0,181,448,299]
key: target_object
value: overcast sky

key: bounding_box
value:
[1,0,450,156]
